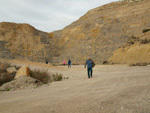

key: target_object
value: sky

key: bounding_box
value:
[0,0,118,32]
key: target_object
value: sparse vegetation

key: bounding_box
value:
[30,70,63,84]
[30,70,51,84]
[0,72,16,86]
[52,73,63,81]
[14,66,21,70]
[0,62,10,69]
[129,63,149,66]
[142,29,150,33]
[140,39,150,44]
[103,61,108,64]
[0,63,16,86]
[0,62,64,91]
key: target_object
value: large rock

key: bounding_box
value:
[6,67,17,73]
[15,66,30,79]
[0,76,41,91]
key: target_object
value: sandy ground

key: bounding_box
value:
[0,64,150,113]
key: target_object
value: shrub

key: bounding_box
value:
[103,61,108,64]
[0,63,10,69]
[129,63,149,66]
[14,66,21,70]
[142,29,150,33]
[30,70,51,84]
[140,39,150,44]
[0,72,16,86]
[52,73,63,81]
[0,68,7,73]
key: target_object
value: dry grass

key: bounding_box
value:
[0,63,16,86]
[52,73,63,81]
[30,70,51,84]
[140,39,150,44]
[0,62,63,88]
[129,63,149,66]
[30,70,63,84]
[142,29,150,33]
[0,71,16,86]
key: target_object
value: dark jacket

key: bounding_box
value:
[85,59,92,68]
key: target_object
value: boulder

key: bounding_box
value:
[0,76,42,91]
[6,67,17,73]
[15,66,30,79]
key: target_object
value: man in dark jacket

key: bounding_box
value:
[85,57,93,78]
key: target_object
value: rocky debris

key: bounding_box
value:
[6,67,17,74]
[15,66,30,79]
[0,76,42,91]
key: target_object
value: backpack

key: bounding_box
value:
[91,59,95,68]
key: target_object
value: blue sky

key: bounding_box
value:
[0,0,118,32]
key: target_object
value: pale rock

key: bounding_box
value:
[6,67,17,73]
[15,66,30,79]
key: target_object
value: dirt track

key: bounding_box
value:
[0,65,150,113]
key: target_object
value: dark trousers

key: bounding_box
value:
[87,68,93,78]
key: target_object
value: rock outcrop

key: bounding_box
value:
[1,0,150,64]
[15,66,30,79]
[108,30,150,65]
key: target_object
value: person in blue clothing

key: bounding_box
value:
[68,59,71,68]
[85,56,94,78]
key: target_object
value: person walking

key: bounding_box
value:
[85,57,95,78]
[63,60,66,66]
[68,59,71,68]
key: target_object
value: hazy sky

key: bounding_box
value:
[0,0,118,32]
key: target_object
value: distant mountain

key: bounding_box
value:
[0,0,150,65]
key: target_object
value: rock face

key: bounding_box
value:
[15,66,30,79]
[1,0,150,64]
[108,31,150,65]
[0,22,58,63]
[50,0,150,64]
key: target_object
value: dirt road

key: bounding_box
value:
[0,65,150,113]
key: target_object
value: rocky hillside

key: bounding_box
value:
[108,29,150,65]
[0,22,59,63]
[0,0,150,64]
[51,0,150,64]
